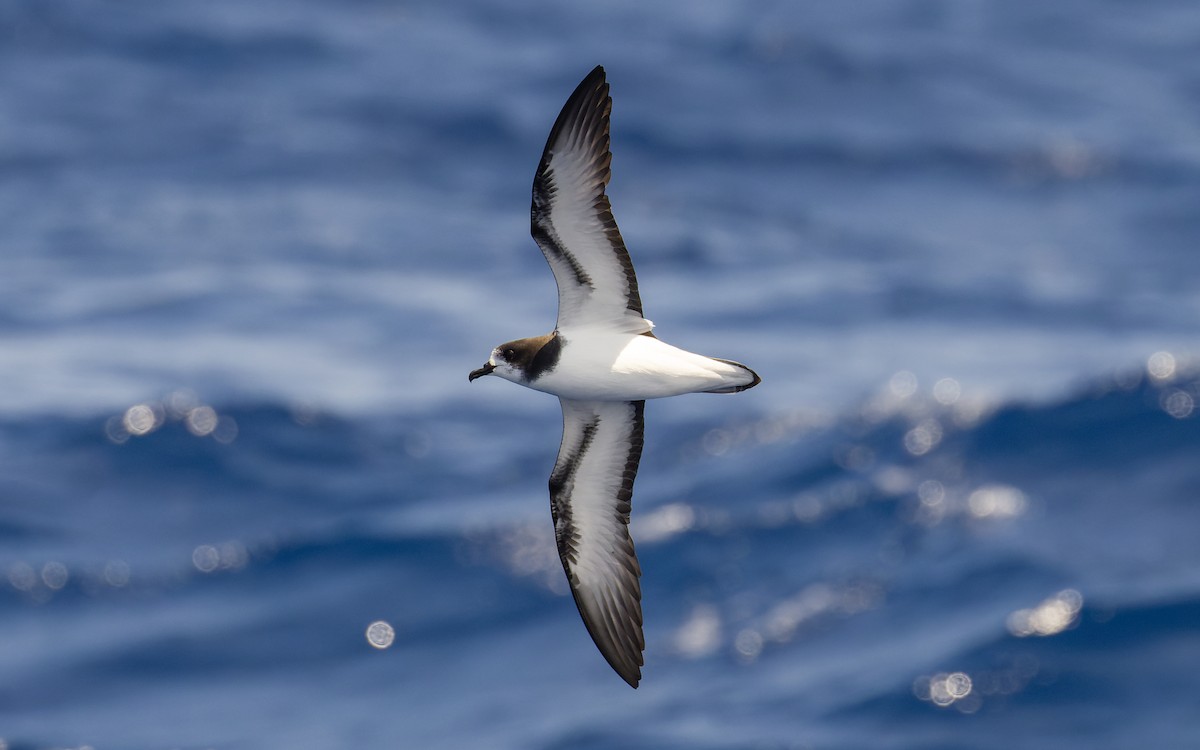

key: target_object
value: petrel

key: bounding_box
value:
[469,65,760,688]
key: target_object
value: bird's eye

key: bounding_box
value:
[504,348,516,360]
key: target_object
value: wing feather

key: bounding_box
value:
[532,66,651,333]
[550,398,646,687]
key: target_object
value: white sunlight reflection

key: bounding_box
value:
[366,620,396,649]
[932,377,961,405]
[702,428,733,456]
[122,403,160,436]
[492,523,565,594]
[903,418,943,456]
[212,415,239,444]
[7,562,36,591]
[670,581,886,671]
[913,671,981,713]
[1161,389,1194,419]
[103,560,131,587]
[915,479,946,525]
[185,405,219,436]
[763,584,835,642]
[889,370,919,399]
[633,503,695,543]
[673,604,722,659]
[912,481,1028,526]
[40,562,69,590]
[106,391,237,444]
[192,545,220,573]
[967,485,1027,519]
[1007,589,1084,637]
[1147,351,1176,381]
[191,542,249,574]
[734,629,764,662]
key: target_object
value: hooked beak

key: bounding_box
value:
[469,362,495,382]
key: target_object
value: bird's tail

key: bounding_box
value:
[702,358,762,394]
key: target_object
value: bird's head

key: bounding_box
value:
[469,334,559,385]
[469,342,523,384]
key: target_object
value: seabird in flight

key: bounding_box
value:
[470,65,760,687]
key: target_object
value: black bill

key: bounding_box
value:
[468,363,495,382]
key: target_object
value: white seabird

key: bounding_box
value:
[470,65,760,687]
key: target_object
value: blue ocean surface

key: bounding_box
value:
[2,1,1199,748]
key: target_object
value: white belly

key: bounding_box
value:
[528,330,752,401]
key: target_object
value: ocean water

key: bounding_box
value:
[2,1,1199,748]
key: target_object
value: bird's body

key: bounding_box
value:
[470,65,759,688]
[487,328,757,401]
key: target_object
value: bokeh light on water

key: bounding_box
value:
[1007,589,1084,638]
[40,562,69,591]
[105,390,238,444]
[932,377,961,405]
[672,604,722,659]
[913,671,976,712]
[903,418,943,456]
[184,405,219,436]
[102,560,131,588]
[366,621,396,650]
[889,370,919,399]
[967,485,1027,520]
[1147,351,1176,382]
[122,403,161,437]
[1161,389,1194,419]
[913,655,1045,715]
[7,562,37,592]
[191,542,248,574]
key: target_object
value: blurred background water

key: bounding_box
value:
[2,1,1199,748]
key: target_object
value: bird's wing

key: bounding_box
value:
[550,398,646,687]
[531,66,652,334]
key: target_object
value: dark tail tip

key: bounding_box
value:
[704,358,761,394]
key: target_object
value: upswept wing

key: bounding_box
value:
[550,398,646,687]
[531,66,651,334]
